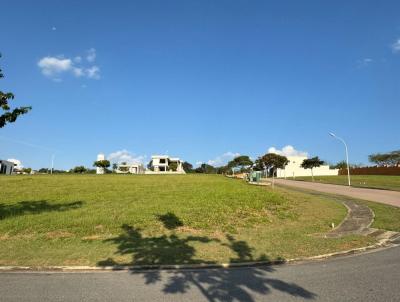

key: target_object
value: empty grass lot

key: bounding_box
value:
[286,175,400,191]
[2,174,398,267]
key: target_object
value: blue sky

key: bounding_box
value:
[1,1,399,169]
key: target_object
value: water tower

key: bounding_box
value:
[96,153,105,174]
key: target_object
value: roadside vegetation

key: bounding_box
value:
[286,175,400,191]
[274,187,400,233]
[358,200,400,232]
[0,174,380,266]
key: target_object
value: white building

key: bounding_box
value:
[276,156,338,178]
[115,163,145,174]
[0,160,15,175]
[96,153,106,174]
[146,155,186,174]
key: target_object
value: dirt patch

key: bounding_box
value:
[0,234,10,241]
[46,231,73,239]
[211,230,226,240]
[95,225,104,230]
[9,233,37,240]
[176,226,204,235]
[82,235,103,241]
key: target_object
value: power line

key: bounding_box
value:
[0,135,58,152]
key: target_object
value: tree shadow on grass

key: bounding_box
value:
[98,224,217,266]
[156,212,184,230]
[0,200,83,220]
[98,213,316,301]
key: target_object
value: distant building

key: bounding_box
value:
[276,156,338,178]
[115,163,145,174]
[0,160,15,175]
[96,153,106,174]
[146,155,186,174]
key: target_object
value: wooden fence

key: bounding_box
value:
[339,166,400,176]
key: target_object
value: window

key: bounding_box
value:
[160,159,166,164]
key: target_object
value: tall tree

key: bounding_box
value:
[252,158,265,171]
[258,153,289,176]
[71,166,87,174]
[301,157,324,181]
[331,160,348,170]
[227,155,253,172]
[182,161,193,173]
[369,153,390,166]
[0,54,31,128]
[369,150,400,167]
[93,160,111,172]
[195,163,216,174]
[257,153,289,188]
[216,165,230,174]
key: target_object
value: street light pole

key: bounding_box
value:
[329,132,351,186]
[50,154,55,175]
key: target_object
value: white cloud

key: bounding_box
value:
[107,149,147,164]
[267,145,308,157]
[392,39,400,52]
[74,56,82,63]
[206,151,240,166]
[86,48,96,62]
[7,158,23,169]
[72,67,84,77]
[51,26,57,31]
[38,49,100,81]
[86,66,100,79]
[357,58,373,67]
[358,58,374,66]
[37,56,72,76]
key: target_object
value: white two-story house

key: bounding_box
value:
[146,155,185,174]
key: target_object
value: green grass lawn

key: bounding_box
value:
[286,175,400,191]
[1,174,396,266]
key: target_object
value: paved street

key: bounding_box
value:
[271,179,400,207]
[1,245,399,302]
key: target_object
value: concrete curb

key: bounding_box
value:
[1,234,398,273]
[248,181,270,186]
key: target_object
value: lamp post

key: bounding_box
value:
[329,132,351,186]
[50,154,55,174]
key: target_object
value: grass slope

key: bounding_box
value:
[286,175,400,191]
[0,174,380,266]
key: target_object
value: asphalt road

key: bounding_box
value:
[1,245,399,302]
[272,179,400,208]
